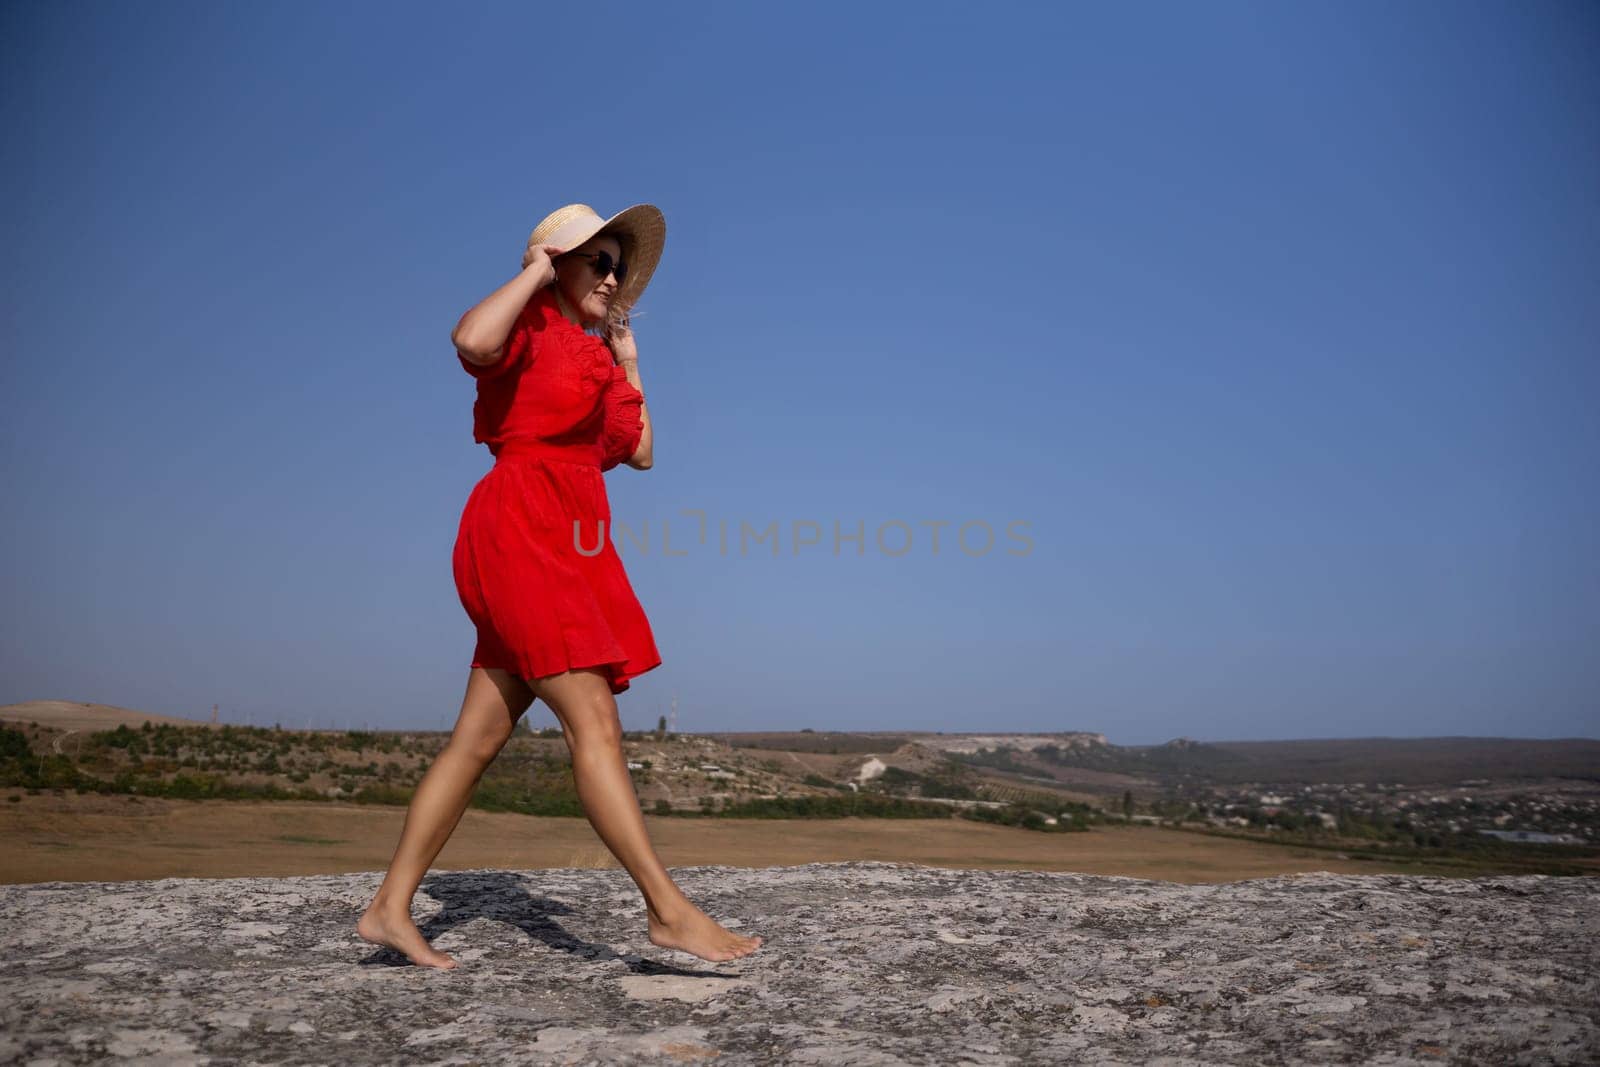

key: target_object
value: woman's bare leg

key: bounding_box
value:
[357,667,533,968]
[528,666,762,962]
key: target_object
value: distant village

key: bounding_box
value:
[1176,781,1595,846]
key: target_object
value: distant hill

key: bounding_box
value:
[941,734,1600,787]
[716,731,1600,790]
[0,701,214,733]
[712,731,918,755]
[1195,737,1600,785]
[11,707,1596,795]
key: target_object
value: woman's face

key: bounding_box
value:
[553,233,623,327]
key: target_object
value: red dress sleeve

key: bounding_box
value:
[456,300,543,381]
[599,364,646,472]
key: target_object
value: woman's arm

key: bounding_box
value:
[606,317,653,470]
[617,357,653,469]
[452,250,559,366]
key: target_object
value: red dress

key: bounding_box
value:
[451,286,661,695]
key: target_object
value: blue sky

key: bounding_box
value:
[2,2,1595,743]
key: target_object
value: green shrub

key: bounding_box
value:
[0,726,32,761]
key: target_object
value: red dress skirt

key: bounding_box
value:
[451,286,661,695]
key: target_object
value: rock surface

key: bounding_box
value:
[2,862,1596,1065]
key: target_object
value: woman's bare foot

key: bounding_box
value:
[647,902,763,962]
[357,904,459,969]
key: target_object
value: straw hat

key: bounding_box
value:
[523,203,666,313]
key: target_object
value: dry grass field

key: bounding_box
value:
[2,789,1446,885]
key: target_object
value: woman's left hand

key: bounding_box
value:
[606,313,638,364]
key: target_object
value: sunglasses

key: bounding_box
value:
[563,250,628,283]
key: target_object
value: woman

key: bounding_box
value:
[357,203,763,968]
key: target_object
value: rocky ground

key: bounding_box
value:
[1,862,1596,1065]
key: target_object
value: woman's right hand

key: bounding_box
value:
[526,244,566,288]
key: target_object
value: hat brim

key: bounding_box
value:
[591,203,666,312]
